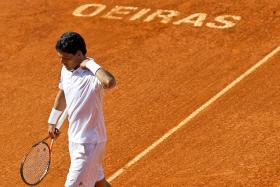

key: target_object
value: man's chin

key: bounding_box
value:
[64,65,79,72]
[65,66,73,71]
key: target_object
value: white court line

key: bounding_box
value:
[107,46,280,183]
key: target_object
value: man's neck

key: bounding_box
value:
[71,56,87,72]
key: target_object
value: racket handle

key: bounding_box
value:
[50,138,55,150]
[56,108,68,130]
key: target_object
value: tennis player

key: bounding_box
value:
[47,32,115,187]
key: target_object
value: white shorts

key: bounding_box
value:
[65,142,106,187]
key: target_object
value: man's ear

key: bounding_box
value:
[76,50,83,57]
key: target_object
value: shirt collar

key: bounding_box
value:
[64,66,85,75]
[72,67,85,75]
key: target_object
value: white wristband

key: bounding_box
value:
[85,59,101,75]
[48,108,62,125]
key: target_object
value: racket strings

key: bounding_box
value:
[22,142,50,184]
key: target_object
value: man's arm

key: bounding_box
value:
[80,58,116,89]
[48,89,66,138]
[95,68,116,89]
[52,89,66,111]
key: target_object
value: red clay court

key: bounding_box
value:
[1,0,280,186]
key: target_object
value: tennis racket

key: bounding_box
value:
[20,109,68,186]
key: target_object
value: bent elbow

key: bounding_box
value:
[104,77,116,89]
[108,77,116,89]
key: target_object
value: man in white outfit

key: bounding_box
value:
[48,32,115,187]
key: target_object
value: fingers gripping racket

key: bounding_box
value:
[20,109,68,186]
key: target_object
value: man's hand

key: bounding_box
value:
[48,124,60,139]
[80,58,91,69]
[80,58,116,89]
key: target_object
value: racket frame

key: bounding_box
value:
[19,108,67,185]
[20,136,52,186]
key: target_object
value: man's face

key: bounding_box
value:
[57,51,82,71]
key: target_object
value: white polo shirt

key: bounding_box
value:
[59,60,106,143]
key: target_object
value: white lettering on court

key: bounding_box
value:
[129,8,151,21]
[144,9,180,24]
[173,13,207,27]
[206,15,242,29]
[72,3,242,29]
[102,6,138,20]
[72,4,106,17]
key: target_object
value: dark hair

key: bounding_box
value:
[55,32,87,55]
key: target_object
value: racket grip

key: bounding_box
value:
[56,108,68,130]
